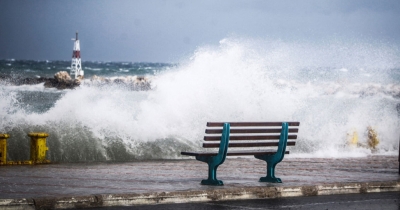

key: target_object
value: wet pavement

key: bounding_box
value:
[0,155,399,209]
[81,191,400,210]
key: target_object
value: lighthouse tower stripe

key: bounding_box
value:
[72,51,80,58]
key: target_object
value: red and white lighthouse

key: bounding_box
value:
[70,32,84,79]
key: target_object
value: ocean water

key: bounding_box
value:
[1,38,399,162]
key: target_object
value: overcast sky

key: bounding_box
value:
[0,0,399,62]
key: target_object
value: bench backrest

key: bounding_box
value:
[203,122,300,152]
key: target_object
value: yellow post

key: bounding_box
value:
[347,130,358,148]
[367,126,379,150]
[0,134,10,165]
[350,131,358,146]
[28,132,50,163]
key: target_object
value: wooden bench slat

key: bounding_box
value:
[181,150,290,157]
[204,135,297,141]
[207,122,300,127]
[203,141,296,148]
[227,150,290,156]
[205,128,299,134]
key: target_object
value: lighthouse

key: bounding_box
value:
[70,32,84,79]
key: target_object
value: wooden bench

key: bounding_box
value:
[181,122,300,185]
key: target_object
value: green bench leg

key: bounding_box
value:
[196,123,230,186]
[196,157,224,185]
[255,122,288,183]
[255,159,282,183]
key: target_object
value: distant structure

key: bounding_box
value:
[70,32,84,79]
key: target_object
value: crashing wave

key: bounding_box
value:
[274,79,400,99]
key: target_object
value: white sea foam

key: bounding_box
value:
[85,67,102,71]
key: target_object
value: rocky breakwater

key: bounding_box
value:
[88,75,151,91]
[0,71,80,89]
[44,71,81,90]
[0,71,152,91]
[0,74,49,86]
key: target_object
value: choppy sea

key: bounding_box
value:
[1,38,399,162]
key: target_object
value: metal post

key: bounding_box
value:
[0,134,10,165]
[28,133,50,164]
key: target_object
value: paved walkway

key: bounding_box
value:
[0,156,399,209]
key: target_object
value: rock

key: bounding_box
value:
[43,71,80,90]
[113,78,125,84]
[54,71,72,83]
[88,75,152,91]
[73,79,81,86]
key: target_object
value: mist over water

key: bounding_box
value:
[1,38,399,162]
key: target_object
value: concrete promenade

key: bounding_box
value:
[0,155,399,209]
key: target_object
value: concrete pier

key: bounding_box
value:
[0,156,399,209]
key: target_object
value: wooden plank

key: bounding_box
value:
[203,141,296,148]
[181,150,289,157]
[227,150,289,156]
[180,151,212,156]
[207,122,300,127]
[205,128,299,134]
[204,135,297,141]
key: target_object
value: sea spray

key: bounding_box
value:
[0,38,399,162]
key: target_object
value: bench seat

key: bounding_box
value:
[181,121,299,185]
